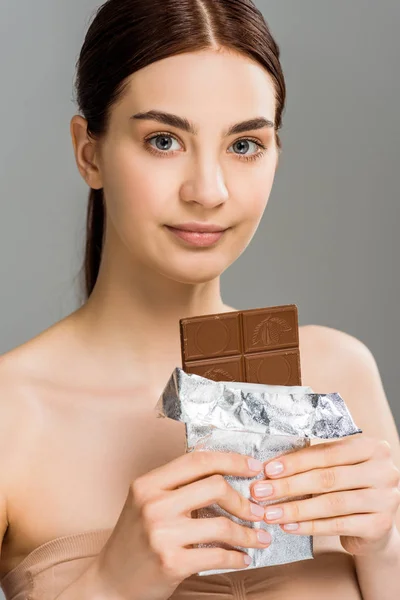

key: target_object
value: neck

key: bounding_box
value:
[73,245,233,388]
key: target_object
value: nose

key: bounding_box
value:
[181,159,229,209]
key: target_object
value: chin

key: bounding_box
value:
[171,271,222,285]
[154,253,232,285]
[162,265,225,285]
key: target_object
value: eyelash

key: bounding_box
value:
[143,132,268,162]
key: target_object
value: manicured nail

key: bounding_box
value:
[250,502,265,518]
[284,523,299,531]
[248,457,263,472]
[244,554,252,565]
[257,530,272,544]
[265,507,283,520]
[265,461,284,476]
[253,483,274,497]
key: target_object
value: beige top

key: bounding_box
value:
[0,528,228,600]
[0,529,113,600]
[0,527,363,600]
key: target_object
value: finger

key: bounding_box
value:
[263,435,376,480]
[277,512,393,539]
[177,516,272,550]
[252,460,387,501]
[264,489,386,524]
[134,450,263,501]
[162,474,265,522]
[182,547,252,576]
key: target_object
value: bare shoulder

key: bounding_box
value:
[298,323,376,388]
[0,342,43,456]
[298,322,388,405]
[0,310,85,392]
[0,317,75,458]
[0,348,28,445]
[0,320,76,533]
[0,344,37,546]
[0,330,51,401]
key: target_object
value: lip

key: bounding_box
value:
[168,222,227,233]
[165,223,229,247]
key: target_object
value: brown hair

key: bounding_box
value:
[73,0,286,300]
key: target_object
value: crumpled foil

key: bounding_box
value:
[156,368,362,576]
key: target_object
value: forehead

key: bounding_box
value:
[115,49,277,127]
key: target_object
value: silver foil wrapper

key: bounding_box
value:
[156,368,362,576]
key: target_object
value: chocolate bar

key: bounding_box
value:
[180,304,301,385]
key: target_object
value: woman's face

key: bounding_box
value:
[90,48,279,284]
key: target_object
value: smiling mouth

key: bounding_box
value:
[165,225,229,247]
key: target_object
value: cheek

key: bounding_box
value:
[237,167,276,220]
[103,148,170,224]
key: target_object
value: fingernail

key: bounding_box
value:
[244,554,252,566]
[257,530,272,544]
[284,523,299,531]
[265,461,284,476]
[253,483,274,497]
[250,502,265,518]
[265,507,283,520]
[248,457,263,472]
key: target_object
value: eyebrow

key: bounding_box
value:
[130,110,275,136]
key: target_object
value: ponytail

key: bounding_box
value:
[84,188,105,299]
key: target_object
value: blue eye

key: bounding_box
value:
[144,133,267,162]
[228,139,267,162]
[146,134,181,153]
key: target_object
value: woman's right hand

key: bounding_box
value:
[94,450,271,600]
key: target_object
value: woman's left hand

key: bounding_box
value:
[250,435,400,556]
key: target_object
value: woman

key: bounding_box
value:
[0,0,399,599]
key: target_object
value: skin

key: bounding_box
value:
[0,48,399,599]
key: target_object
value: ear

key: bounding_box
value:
[70,115,103,190]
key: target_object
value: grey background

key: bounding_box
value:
[0,0,399,594]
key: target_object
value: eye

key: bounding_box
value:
[145,134,182,153]
[227,139,267,162]
[143,133,267,162]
